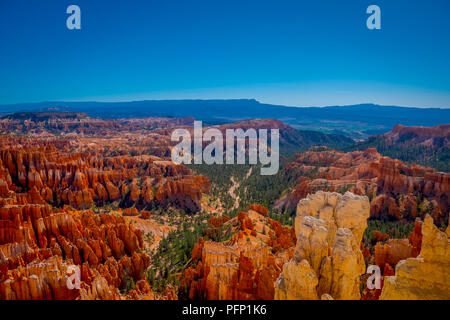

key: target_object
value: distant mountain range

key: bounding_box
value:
[1,100,449,139]
[1,111,89,121]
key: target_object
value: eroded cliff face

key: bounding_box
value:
[180,205,296,300]
[380,215,450,300]
[0,134,209,300]
[276,148,449,225]
[374,239,418,272]
[1,116,448,301]
[0,136,210,213]
[0,114,194,139]
[275,191,370,300]
[382,124,450,149]
[0,202,150,300]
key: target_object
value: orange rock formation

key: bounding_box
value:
[180,205,296,300]
[0,132,210,300]
[0,136,210,213]
[380,215,450,300]
[276,148,449,224]
[275,191,370,300]
[0,203,150,300]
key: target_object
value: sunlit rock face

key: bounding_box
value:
[275,191,370,300]
[380,214,450,300]
[0,136,210,213]
[0,203,151,300]
[0,133,210,300]
[276,149,449,225]
[180,206,296,300]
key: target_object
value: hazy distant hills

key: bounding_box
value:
[1,111,89,121]
[1,99,449,139]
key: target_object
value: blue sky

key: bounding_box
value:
[0,0,449,107]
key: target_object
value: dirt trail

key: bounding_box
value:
[228,167,252,209]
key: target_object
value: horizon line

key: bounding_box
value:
[1,99,449,110]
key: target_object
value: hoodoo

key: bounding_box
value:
[275,191,370,300]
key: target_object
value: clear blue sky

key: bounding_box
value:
[1,0,449,107]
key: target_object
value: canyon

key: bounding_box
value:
[276,148,449,226]
[0,112,448,300]
[352,123,450,172]
[0,119,210,299]
[180,204,296,300]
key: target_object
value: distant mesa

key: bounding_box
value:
[1,111,89,121]
[388,123,450,139]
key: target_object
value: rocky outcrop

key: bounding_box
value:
[380,215,450,300]
[409,219,423,255]
[380,124,450,157]
[276,148,449,225]
[249,204,268,216]
[180,206,296,300]
[275,191,370,300]
[374,239,417,273]
[0,200,150,299]
[387,124,450,140]
[274,258,319,300]
[155,175,210,213]
[0,120,212,300]
[0,138,209,213]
